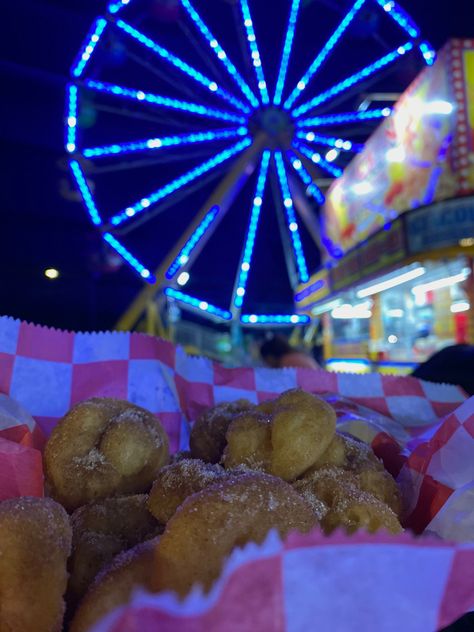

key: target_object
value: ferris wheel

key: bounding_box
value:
[66,0,435,329]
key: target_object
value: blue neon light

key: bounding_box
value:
[66,84,78,153]
[292,42,413,117]
[284,0,367,110]
[165,206,220,279]
[103,233,155,281]
[82,128,248,159]
[110,137,251,226]
[375,0,419,38]
[274,151,309,283]
[419,41,436,66]
[296,132,363,152]
[295,143,343,178]
[233,150,271,309]
[115,20,249,114]
[108,0,132,14]
[287,150,325,205]
[273,0,300,106]
[180,0,259,109]
[69,160,102,226]
[71,18,107,78]
[164,288,232,320]
[240,0,270,105]
[296,108,392,128]
[294,279,324,302]
[241,314,310,325]
[85,80,246,124]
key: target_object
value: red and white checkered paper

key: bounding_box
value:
[0,316,473,630]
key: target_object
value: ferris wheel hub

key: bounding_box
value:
[249,107,294,149]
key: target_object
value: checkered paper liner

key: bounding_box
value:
[0,316,473,629]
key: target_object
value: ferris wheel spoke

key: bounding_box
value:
[103,232,155,281]
[286,150,325,205]
[83,80,246,125]
[81,127,248,159]
[114,19,250,114]
[108,137,252,228]
[273,0,300,106]
[274,151,309,284]
[295,108,392,128]
[295,142,343,178]
[180,0,259,109]
[292,41,414,118]
[65,85,78,153]
[231,150,271,312]
[283,0,367,110]
[239,0,270,105]
[296,131,364,152]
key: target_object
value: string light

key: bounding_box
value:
[69,160,102,226]
[287,149,325,205]
[71,18,107,78]
[164,287,232,320]
[296,109,392,128]
[240,0,270,104]
[109,138,251,226]
[273,0,300,106]
[241,314,310,325]
[103,233,155,281]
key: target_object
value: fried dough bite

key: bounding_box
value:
[152,472,317,597]
[70,538,157,632]
[189,399,254,463]
[223,389,336,481]
[68,494,160,608]
[44,398,169,511]
[147,459,227,523]
[0,497,72,632]
[321,488,403,535]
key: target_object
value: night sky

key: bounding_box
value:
[0,0,471,331]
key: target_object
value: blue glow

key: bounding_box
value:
[165,206,220,279]
[296,131,363,152]
[284,0,367,110]
[419,41,436,66]
[82,128,248,159]
[274,151,309,283]
[85,80,246,124]
[295,143,343,178]
[233,150,271,309]
[164,288,232,321]
[66,84,78,153]
[103,233,155,281]
[180,0,259,109]
[71,18,107,78]
[292,42,413,117]
[287,150,325,205]
[108,0,131,14]
[241,314,310,325]
[294,279,324,302]
[115,20,249,114]
[69,160,102,226]
[240,0,269,105]
[273,0,300,106]
[296,108,392,127]
[375,0,419,38]
[110,138,252,226]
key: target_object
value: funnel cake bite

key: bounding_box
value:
[44,398,169,511]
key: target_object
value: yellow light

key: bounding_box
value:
[44,268,60,279]
[459,237,474,247]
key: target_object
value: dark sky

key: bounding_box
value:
[0,0,471,331]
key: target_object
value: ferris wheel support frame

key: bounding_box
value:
[116,135,266,330]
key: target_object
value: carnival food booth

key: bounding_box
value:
[295,39,474,374]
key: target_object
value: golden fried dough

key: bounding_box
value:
[68,495,160,607]
[44,398,169,511]
[189,399,253,463]
[70,538,157,632]
[0,497,72,632]
[148,459,228,523]
[152,472,317,597]
[224,389,336,481]
[321,488,403,535]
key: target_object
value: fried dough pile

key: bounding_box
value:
[2,390,403,631]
